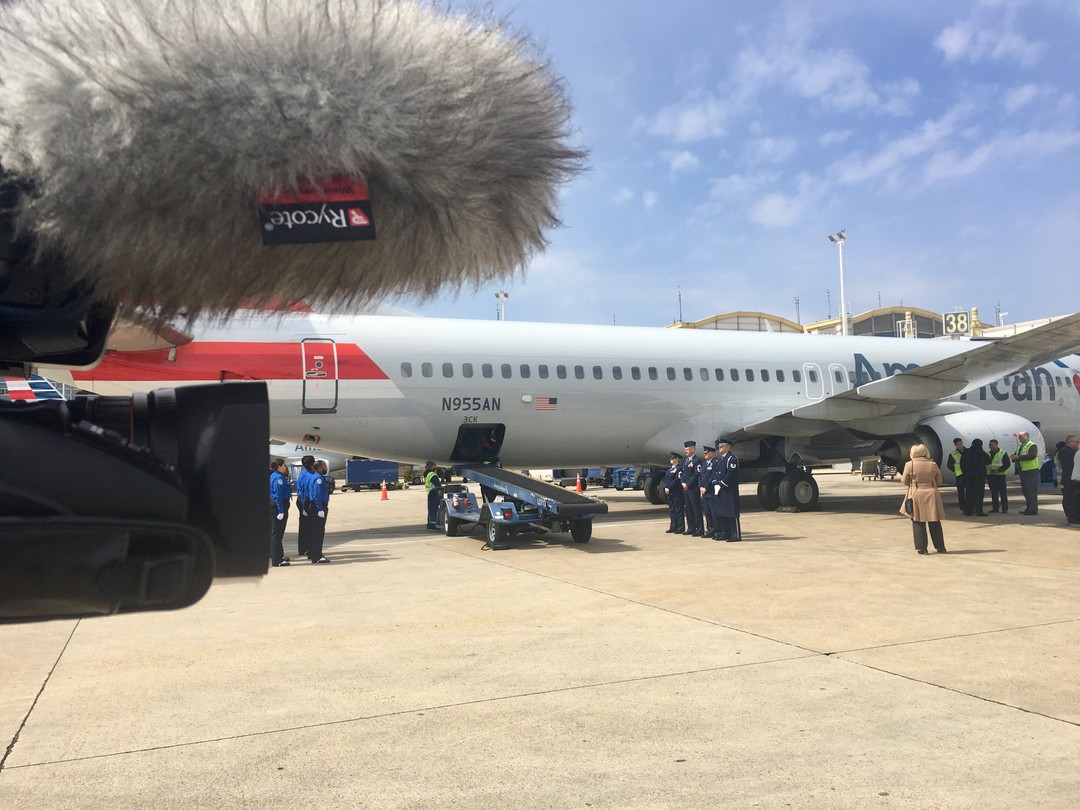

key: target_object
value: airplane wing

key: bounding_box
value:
[106,312,194,352]
[743,312,1080,434]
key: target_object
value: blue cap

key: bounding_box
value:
[683,440,696,448]
[716,438,733,447]
[702,445,716,453]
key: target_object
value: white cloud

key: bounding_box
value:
[647,94,729,142]
[1003,83,1039,113]
[819,130,852,148]
[708,173,754,200]
[611,186,634,204]
[664,150,701,174]
[642,191,659,209]
[935,19,1046,67]
[749,192,802,229]
[746,137,797,165]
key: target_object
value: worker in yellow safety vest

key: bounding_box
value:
[1010,432,1040,515]
[946,437,966,509]
[986,439,1011,513]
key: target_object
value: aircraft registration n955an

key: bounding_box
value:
[43,307,1080,511]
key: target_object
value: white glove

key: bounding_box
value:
[276,513,284,521]
[317,510,326,518]
[714,484,721,495]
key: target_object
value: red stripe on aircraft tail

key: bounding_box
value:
[71,342,388,383]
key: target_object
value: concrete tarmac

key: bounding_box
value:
[2,473,1079,808]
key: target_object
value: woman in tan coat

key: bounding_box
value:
[901,444,947,554]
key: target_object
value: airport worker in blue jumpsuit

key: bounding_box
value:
[699,444,718,538]
[295,456,313,558]
[713,438,741,541]
[306,459,330,563]
[663,452,685,534]
[682,440,703,536]
[269,458,291,566]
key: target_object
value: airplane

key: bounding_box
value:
[41,306,1080,511]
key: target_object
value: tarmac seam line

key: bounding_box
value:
[830,656,1080,729]
[0,652,820,770]
[823,616,1080,656]
[0,620,80,774]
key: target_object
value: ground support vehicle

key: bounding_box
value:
[438,464,608,549]
[342,459,400,492]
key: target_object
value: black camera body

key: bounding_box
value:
[1,175,270,622]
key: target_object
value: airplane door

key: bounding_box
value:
[803,363,824,400]
[301,339,339,413]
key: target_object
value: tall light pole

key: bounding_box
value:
[494,290,509,321]
[827,230,848,335]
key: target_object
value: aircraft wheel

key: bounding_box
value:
[644,470,667,505]
[614,485,625,491]
[569,520,592,543]
[439,504,462,537]
[756,471,784,510]
[778,472,819,510]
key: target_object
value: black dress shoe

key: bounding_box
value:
[690,532,701,537]
[726,537,741,542]
[936,548,947,553]
[665,529,675,533]
[989,508,999,513]
[917,550,928,555]
[714,536,728,542]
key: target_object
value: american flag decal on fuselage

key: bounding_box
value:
[535,396,558,411]
[0,375,65,401]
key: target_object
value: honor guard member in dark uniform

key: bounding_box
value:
[663,452,685,534]
[713,438,741,541]
[946,437,966,509]
[986,439,1011,513]
[269,459,291,566]
[303,457,330,563]
[682,441,703,536]
[960,438,989,516]
[699,444,718,538]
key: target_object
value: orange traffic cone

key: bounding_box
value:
[380,479,389,500]
[575,474,582,493]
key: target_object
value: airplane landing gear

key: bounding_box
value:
[644,469,667,505]
[757,468,820,510]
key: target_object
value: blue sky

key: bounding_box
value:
[401,0,1080,328]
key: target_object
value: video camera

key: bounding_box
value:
[0,0,583,622]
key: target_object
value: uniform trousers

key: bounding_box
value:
[684,488,703,534]
[1062,479,1078,523]
[297,508,311,557]
[667,491,685,532]
[306,512,326,561]
[701,494,716,536]
[1019,470,1039,513]
[912,521,945,553]
[987,475,1008,512]
[953,477,966,508]
[270,504,289,565]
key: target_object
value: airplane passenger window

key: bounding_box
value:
[593,365,603,379]
[761,369,770,382]
[501,363,512,378]
[848,371,856,384]
[730,369,739,381]
[666,367,676,381]
[631,367,641,380]
[648,367,658,381]
[401,362,412,378]
[422,362,433,378]
[574,365,585,380]
[714,369,725,381]
[1056,376,1063,385]
[538,364,549,379]
[700,368,710,381]
[683,368,693,381]
[793,370,801,383]
[482,363,493,379]
[520,364,531,378]
[442,362,454,378]
[809,370,818,383]
[833,369,843,383]
[462,363,473,378]
[613,366,623,380]
[776,369,785,382]
[557,365,567,379]
[745,369,755,382]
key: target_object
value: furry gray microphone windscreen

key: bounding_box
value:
[0,0,585,318]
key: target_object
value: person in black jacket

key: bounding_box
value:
[960,438,990,517]
[662,452,685,534]
[681,441,703,536]
[1058,435,1078,524]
